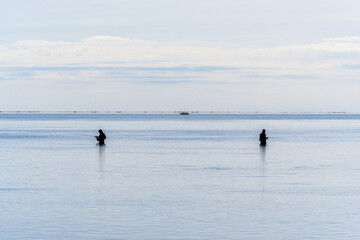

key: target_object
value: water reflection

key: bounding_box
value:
[98,145,106,177]
[259,145,266,192]
[259,145,266,162]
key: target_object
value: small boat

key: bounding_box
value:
[180,112,189,115]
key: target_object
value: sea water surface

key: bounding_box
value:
[0,114,360,239]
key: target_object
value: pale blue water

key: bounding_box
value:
[1,114,360,239]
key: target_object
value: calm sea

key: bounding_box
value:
[0,114,360,240]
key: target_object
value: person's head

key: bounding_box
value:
[98,129,103,133]
[262,129,266,133]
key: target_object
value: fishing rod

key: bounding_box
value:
[70,132,97,137]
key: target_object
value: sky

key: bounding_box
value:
[1,0,360,111]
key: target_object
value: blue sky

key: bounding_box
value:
[1,0,360,111]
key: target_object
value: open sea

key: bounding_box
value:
[1,113,360,240]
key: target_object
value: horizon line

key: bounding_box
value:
[0,111,355,114]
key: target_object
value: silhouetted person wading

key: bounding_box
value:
[96,129,106,145]
[259,129,268,146]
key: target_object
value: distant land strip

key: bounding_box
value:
[0,111,352,114]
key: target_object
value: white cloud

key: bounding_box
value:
[0,36,359,68]
[1,36,360,111]
[0,36,359,85]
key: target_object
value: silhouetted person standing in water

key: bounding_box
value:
[259,129,268,146]
[96,129,106,145]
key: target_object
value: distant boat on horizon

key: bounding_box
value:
[180,112,189,115]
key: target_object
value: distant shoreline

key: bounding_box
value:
[0,111,354,114]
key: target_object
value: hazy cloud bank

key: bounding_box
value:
[1,36,360,111]
[1,36,360,67]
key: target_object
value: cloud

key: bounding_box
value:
[1,35,360,92]
[0,35,359,68]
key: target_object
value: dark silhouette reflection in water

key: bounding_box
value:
[98,144,106,178]
[259,145,267,192]
[260,145,266,162]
